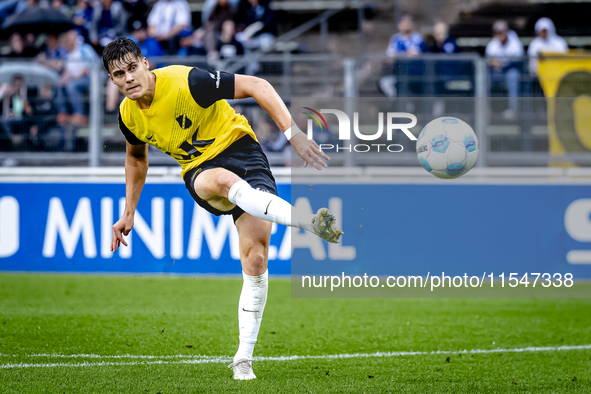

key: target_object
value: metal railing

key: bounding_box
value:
[1,53,589,168]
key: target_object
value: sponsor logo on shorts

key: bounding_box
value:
[190,168,203,183]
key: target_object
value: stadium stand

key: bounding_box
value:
[1,0,591,166]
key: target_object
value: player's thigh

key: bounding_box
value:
[235,213,272,276]
[192,167,242,211]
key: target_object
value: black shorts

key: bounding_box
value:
[183,135,278,222]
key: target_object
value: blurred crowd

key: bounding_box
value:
[0,1,575,155]
[0,0,277,152]
[382,15,568,119]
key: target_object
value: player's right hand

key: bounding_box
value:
[111,215,134,252]
[290,132,330,170]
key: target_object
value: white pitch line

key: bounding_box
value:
[0,353,222,360]
[0,358,231,369]
[1,345,590,369]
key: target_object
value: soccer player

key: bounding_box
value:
[105,37,343,380]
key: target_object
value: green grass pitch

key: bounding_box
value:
[1,273,590,393]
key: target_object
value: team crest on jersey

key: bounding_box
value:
[176,114,193,129]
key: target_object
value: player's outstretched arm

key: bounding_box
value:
[111,142,149,252]
[233,74,330,170]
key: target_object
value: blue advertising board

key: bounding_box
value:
[1,181,590,277]
[291,184,591,279]
[0,182,290,274]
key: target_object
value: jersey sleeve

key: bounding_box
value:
[188,68,235,108]
[118,111,145,145]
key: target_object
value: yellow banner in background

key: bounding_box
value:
[538,52,591,166]
[537,52,591,166]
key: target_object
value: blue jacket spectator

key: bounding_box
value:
[177,29,208,57]
[235,0,276,52]
[242,0,276,36]
[106,20,164,113]
[423,22,459,54]
[90,0,128,50]
[129,20,164,59]
[386,15,423,57]
[37,33,67,74]
[73,0,94,42]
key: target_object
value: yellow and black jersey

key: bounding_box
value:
[118,65,258,178]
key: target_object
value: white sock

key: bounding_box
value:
[234,270,268,362]
[228,180,314,232]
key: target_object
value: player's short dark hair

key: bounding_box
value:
[102,37,144,73]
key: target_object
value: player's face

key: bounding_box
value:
[109,56,151,100]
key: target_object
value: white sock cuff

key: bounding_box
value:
[242,270,269,284]
[228,180,249,204]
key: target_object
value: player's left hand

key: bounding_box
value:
[290,133,330,170]
[111,215,134,253]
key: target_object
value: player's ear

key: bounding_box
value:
[143,57,149,69]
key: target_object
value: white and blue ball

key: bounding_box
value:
[416,116,479,179]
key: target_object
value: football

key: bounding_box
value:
[416,116,479,179]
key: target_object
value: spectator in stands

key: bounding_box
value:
[129,20,164,59]
[232,0,252,26]
[217,20,244,59]
[24,83,59,150]
[5,32,39,58]
[422,22,460,116]
[37,33,67,73]
[177,28,208,57]
[0,75,28,150]
[528,17,568,75]
[122,0,147,31]
[57,29,98,128]
[0,75,26,120]
[51,0,69,15]
[201,0,240,25]
[24,32,40,54]
[379,15,423,98]
[90,0,128,52]
[423,22,458,54]
[23,0,38,9]
[236,0,276,52]
[147,0,191,54]
[203,0,235,54]
[485,20,523,120]
[386,15,423,57]
[73,0,95,42]
[208,0,234,32]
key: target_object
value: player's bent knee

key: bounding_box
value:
[216,171,241,198]
[194,169,241,200]
[244,250,267,274]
